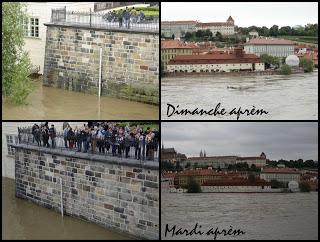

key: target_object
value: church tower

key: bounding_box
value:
[227,16,234,25]
[204,150,206,157]
[200,150,203,157]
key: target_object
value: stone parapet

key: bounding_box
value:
[14,145,159,240]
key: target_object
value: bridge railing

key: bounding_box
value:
[17,127,159,162]
[51,8,159,33]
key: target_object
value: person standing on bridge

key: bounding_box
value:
[118,9,123,27]
[49,124,56,148]
[123,7,131,29]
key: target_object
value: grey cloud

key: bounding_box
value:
[161,122,318,160]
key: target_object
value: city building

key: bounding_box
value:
[161,16,235,39]
[236,152,267,168]
[161,146,187,165]
[249,30,259,38]
[167,48,265,73]
[161,40,197,70]
[161,20,197,39]
[195,16,235,36]
[175,169,225,186]
[244,37,294,57]
[201,177,273,193]
[23,2,95,74]
[186,151,267,169]
[260,167,301,184]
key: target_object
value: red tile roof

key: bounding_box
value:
[168,52,262,65]
[246,38,294,45]
[188,156,237,160]
[177,169,224,176]
[261,167,300,174]
[161,40,198,49]
[161,20,198,24]
[196,22,233,27]
[202,178,269,186]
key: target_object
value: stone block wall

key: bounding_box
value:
[43,24,159,104]
[14,146,159,240]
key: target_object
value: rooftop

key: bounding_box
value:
[161,20,198,24]
[161,40,198,49]
[245,38,294,45]
[168,52,262,65]
[261,167,300,174]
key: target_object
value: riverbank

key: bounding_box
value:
[2,177,133,240]
[163,69,305,78]
[2,79,159,120]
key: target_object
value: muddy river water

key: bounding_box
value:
[2,80,158,120]
[161,70,318,120]
[2,177,133,240]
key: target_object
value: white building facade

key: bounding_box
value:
[23,2,95,74]
[161,21,197,38]
[167,62,265,73]
[260,171,301,183]
[244,38,294,57]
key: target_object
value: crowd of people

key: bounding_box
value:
[24,122,159,161]
[103,7,146,29]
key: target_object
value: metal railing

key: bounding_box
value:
[17,127,159,162]
[50,8,159,33]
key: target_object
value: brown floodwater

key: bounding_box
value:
[2,80,158,120]
[2,177,133,240]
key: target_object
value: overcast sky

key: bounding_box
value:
[161,122,318,161]
[161,2,318,27]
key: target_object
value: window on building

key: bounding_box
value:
[6,135,18,157]
[23,17,39,38]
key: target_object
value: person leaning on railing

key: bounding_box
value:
[67,127,75,149]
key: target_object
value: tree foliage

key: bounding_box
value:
[299,58,314,73]
[237,24,318,37]
[280,64,292,75]
[187,177,202,193]
[2,2,33,104]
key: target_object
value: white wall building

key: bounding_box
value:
[244,38,294,57]
[167,49,265,73]
[196,16,235,36]
[2,122,83,179]
[23,2,95,74]
[260,167,301,184]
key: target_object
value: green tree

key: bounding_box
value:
[215,31,223,41]
[2,2,33,104]
[269,25,279,36]
[299,182,311,192]
[280,64,292,75]
[187,177,202,193]
[299,58,314,73]
[160,61,164,76]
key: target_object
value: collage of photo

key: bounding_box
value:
[2,1,318,241]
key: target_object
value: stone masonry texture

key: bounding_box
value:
[43,24,159,104]
[14,147,159,240]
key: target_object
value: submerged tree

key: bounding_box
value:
[2,2,33,104]
[187,176,202,193]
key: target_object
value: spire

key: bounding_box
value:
[200,150,203,157]
[204,150,206,157]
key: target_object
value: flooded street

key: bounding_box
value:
[2,177,133,240]
[161,71,318,120]
[2,80,158,120]
[161,192,318,240]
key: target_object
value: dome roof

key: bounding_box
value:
[285,55,300,66]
